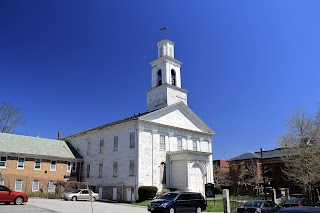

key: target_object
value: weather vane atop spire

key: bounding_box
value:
[160,26,168,39]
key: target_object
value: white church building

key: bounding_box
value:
[64,38,215,202]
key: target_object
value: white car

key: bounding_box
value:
[62,189,99,201]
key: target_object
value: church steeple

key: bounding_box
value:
[147,38,188,112]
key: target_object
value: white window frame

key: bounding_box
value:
[86,164,90,178]
[34,159,41,170]
[72,162,77,172]
[50,160,57,171]
[17,158,25,169]
[113,161,118,177]
[160,135,166,151]
[99,139,104,154]
[129,160,134,176]
[193,140,198,151]
[87,141,91,155]
[48,181,55,192]
[0,179,4,185]
[113,136,118,151]
[130,132,135,148]
[32,180,39,192]
[15,180,22,191]
[177,138,182,151]
[67,162,71,172]
[98,163,103,178]
[0,156,7,168]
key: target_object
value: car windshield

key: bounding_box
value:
[160,193,179,200]
[71,189,81,193]
[243,201,263,207]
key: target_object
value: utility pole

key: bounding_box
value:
[260,148,267,200]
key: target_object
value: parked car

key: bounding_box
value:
[282,198,318,208]
[236,200,281,213]
[147,191,206,213]
[0,185,28,205]
[276,207,320,213]
[62,189,99,201]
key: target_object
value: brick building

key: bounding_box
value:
[0,133,82,194]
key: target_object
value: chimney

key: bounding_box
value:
[57,130,62,140]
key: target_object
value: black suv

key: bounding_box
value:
[147,192,206,213]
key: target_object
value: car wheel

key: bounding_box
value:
[72,196,77,201]
[14,196,24,205]
[91,197,96,202]
[196,207,202,213]
[169,207,175,213]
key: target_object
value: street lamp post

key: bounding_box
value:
[260,148,267,200]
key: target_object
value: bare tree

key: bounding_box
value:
[279,107,320,197]
[0,102,24,133]
[212,164,230,188]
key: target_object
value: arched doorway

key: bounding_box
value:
[190,163,204,194]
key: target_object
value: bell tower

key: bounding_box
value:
[147,38,188,112]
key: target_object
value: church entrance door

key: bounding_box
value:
[190,164,204,194]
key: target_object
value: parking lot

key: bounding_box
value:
[0,198,147,213]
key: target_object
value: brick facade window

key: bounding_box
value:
[0,156,7,168]
[17,158,25,169]
[15,180,22,191]
[34,159,41,170]
[50,161,57,171]
[48,181,55,192]
[32,180,39,191]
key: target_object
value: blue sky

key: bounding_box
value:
[1,1,319,160]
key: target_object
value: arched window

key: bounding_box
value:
[157,70,162,86]
[171,69,176,86]
[160,162,166,184]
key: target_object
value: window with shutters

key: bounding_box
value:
[129,160,134,176]
[160,135,166,151]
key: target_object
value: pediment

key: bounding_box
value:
[139,102,214,135]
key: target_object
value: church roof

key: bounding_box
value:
[64,102,214,139]
[0,133,82,160]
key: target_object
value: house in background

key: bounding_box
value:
[0,133,82,194]
[64,38,215,202]
[228,148,300,195]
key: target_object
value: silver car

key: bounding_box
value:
[62,189,99,201]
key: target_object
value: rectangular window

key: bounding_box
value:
[67,162,71,172]
[193,140,198,151]
[15,180,22,191]
[32,180,39,192]
[0,156,7,168]
[113,136,118,151]
[99,163,103,178]
[86,164,90,178]
[129,160,134,176]
[99,139,104,154]
[130,132,135,148]
[113,161,118,177]
[0,179,4,185]
[17,158,25,169]
[50,160,57,171]
[177,138,182,151]
[34,159,41,170]
[160,135,166,151]
[87,141,91,155]
[48,181,55,192]
[72,162,77,172]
